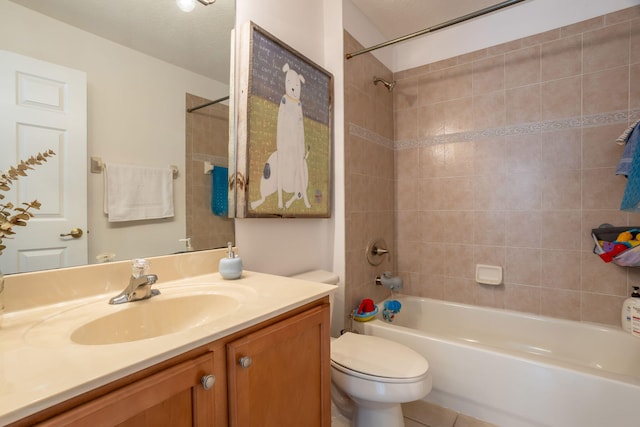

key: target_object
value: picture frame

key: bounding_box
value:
[233,22,333,218]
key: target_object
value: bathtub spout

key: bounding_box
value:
[375,272,403,290]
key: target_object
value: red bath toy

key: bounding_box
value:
[357,298,375,314]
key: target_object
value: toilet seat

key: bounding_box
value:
[331,333,429,383]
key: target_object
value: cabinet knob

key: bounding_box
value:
[238,356,252,369]
[200,374,216,390]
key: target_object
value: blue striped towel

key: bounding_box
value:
[616,121,640,177]
[620,124,640,211]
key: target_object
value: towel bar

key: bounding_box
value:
[90,156,178,179]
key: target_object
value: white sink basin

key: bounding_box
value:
[23,283,256,346]
[71,294,239,345]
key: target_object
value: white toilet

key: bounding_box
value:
[292,270,432,427]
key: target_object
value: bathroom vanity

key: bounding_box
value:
[0,249,336,426]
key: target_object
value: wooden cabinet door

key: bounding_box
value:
[227,304,331,427]
[37,352,217,427]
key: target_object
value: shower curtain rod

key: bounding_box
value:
[187,95,230,113]
[345,0,527,60]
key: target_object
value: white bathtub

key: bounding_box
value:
[352,295,640,427]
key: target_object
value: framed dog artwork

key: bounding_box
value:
[234,22,333,218]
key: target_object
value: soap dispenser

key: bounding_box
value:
[622,286,640,332]
[219,242,243,280]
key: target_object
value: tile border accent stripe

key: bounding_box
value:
[348,123,394,150]
[347,109,640,151]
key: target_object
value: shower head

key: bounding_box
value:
[373,77,396,92]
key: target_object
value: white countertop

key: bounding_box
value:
[0,270,336,425]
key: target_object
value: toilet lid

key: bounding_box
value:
[331,332,428,379]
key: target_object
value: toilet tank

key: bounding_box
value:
[291,270,339,328]
[291,270,339,285]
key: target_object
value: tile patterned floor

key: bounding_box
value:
[331,400,498,427]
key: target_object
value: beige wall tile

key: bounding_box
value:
[582,292,626,324]
[540,210,582,250]
[506,84,541,125]
[631,19,640,65]
[582,167,626,210]
[505,45,541,89]
[540,288,581,320]
[541,128,581,171]
[605,5,640,25]
[395,107,418,141]
[541,76,581,120]
[472,55,505,95]
[418,103,446,137]
[472,91,505,129]
[505,211,542,248]
[394,79,420,111]
[506,247,541,285]
[583,22,630,73]
[506,133,541,174]
[443,98,474,134]
[474,174,508,210]
[504,172,543,211]
[583,123,628,169]
[561,16,604,37]
[541,34,582,81]
[541,170,581,210]
[583,66,629,115]
[473,136,507,176]
[631,63,640,109]
[581,250,628,296]
[541,249,581,290]
[474,211,506,246]
[504,283,541,314]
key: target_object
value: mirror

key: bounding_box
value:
[0,0,235,273]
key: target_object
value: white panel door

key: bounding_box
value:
[0,50,87,274]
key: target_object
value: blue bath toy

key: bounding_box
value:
[382,300,401,322]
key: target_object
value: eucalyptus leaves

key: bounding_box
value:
[0,150,55,255]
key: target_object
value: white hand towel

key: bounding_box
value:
[104,163,174,222]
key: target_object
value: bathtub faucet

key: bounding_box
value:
[375,272,403,291]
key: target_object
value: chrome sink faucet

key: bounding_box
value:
[109,259,160,305]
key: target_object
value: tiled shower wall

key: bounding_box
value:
[344,32,396,321]
[185,94,235,251]
[392,6,640,325]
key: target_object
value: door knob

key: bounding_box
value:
[238,356,252,369]
[59,228,83,239]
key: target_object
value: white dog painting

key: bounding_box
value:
[251,63,311,210]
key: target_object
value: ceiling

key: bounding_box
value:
[351,0,510,39]
[9,0,510,83]
[9,0,235,84]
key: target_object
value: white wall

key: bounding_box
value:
[344,0,640,73]
[234,0,345,335]
[0,0,228,263]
